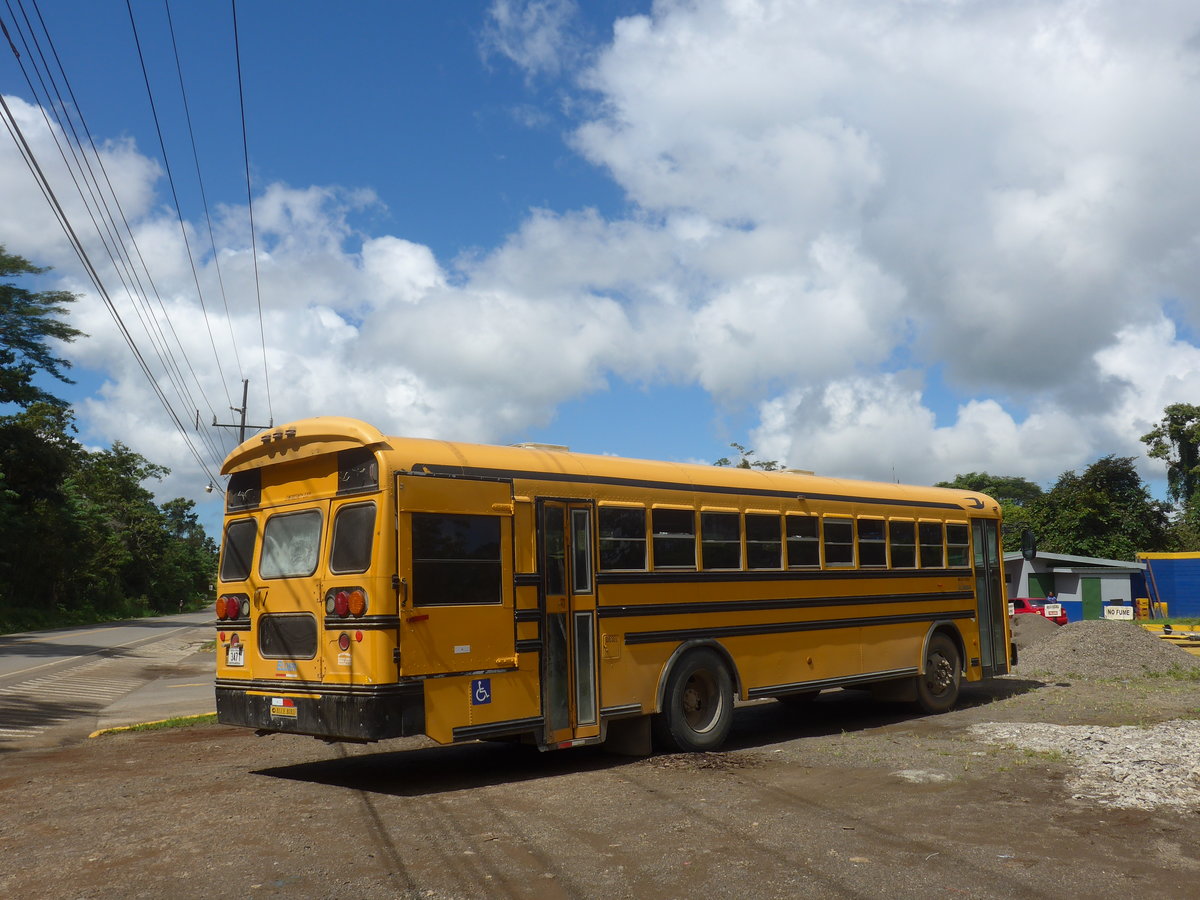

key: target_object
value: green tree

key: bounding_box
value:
[1140,403,1200,547]
[714,442,781,470]
[0,245,84,409]
[934,472,1043,506]
[1025,455,1169,559]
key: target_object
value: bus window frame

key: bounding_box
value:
[650,505,697,570]
[822,515,855,568]
[328,500,377,576]
[219,517,257,583]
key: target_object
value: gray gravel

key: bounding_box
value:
[979,618,1200,809]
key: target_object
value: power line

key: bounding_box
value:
[8,0,232,467]
[231,0,273,425]
[125,0,236,412]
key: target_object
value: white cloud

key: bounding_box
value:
[482,0,583,79]
[7,0,1200,520]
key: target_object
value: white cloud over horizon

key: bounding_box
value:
[5,0,1200,519]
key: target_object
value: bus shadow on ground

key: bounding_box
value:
[254,677,1047,797]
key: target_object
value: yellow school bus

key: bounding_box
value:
[213,417,1011,753]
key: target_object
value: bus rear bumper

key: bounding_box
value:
[215,681,425,741]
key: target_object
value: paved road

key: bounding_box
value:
[0,611,215,748]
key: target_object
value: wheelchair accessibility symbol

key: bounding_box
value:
[471,678,492,705]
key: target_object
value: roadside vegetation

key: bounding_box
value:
[1,245,216,634]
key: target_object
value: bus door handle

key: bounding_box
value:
[254,587,269,608]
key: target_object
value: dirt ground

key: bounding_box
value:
[2,657,1198,900]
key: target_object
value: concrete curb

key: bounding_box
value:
[89,712,217,739]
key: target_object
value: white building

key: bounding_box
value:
[1003,551,1144,622]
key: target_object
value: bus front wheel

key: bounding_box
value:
[652,648,734,752]
[915,633,961,714]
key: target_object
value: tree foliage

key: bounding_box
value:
[0,246,84,409]
[941,460,1171,558]
[934,472,1043,506]
[0,249,215,632]
[714,442,781,470]
[1141,403,1200,544]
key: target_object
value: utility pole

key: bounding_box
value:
[211,379,272,443]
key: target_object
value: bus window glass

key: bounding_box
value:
[330,503,376,574]
[785,516,819,567]
[542,505,565,595]
[412,513,502,605]
[598,507,646,571]
[701,512,741,569]
[652,509,696,568]
[823,518,854,567]
[571,509,592,593]
[746,514,782,569]
[919,522,945,568]
[260,510,322,579]
[889,520,916,568]
[220,519,256,582]
[858,519,886,567]
[946,524,970,567]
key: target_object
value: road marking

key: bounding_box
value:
[0,624,194,682]
[0,662,143,741]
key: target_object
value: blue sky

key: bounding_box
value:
[5,0,1200,533]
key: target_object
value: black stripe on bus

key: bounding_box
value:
[406,465,967,511]
[596,567,969,585]
[598,591,973,620]
[514,573,541,586]
[452,716,544,742]
[747,668,918,700]
[623,609,974,645]
[514,609,542,623]
[600,703,643,719]
[515,639,542,653]
[214,677,419,697]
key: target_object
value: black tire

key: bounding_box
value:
[652,648,734,752]
[915,632,961,714]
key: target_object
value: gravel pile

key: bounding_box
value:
[1009,612,1059,650]
[979,619,1200,809]
[1015,619,1200,679]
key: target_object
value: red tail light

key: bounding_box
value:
[334,591,350,617]
[337,632,351,651]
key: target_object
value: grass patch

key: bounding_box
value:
[199,639,216,652]
[90,713,216,737]
[1146,665,1200,682]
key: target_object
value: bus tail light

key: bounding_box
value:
[215,595,229,619]
[337,632,351,652]
[348,589,368,617]
[334,591,350,617]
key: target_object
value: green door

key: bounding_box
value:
[1029,573,1055,599]
[1082,578,1102,620]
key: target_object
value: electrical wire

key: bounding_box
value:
[231,0,273,425]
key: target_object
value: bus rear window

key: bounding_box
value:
[412,513,501,605]
[260,510,322,579]
[220,519,256,582]
[330,503,376,574]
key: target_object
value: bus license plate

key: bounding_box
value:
[227,644,245,666]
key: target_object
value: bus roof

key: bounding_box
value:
[221,416,997,514]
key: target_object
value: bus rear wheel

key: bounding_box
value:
[915,633,961,714]
[652,648,734,752]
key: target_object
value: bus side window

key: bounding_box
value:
[857,518,886,567]
[598,507,647,571]
[220,519,257,582]
[652,509,696,569]
[822,517,854,567]
[889,520,916,568]
[701,512,741,570]
[412,513,502,605]
[785,515,819,567]
[745,514,782,569]
[919,522,945,568]
[330,502,376,574]
[946,523,970,567]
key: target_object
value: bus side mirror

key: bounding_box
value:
[1020,529,1037,561]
